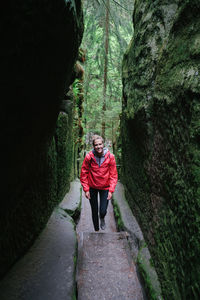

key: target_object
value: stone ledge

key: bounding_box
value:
[113,182,162,300]
[0,209,77,300]
[59,179,81,219]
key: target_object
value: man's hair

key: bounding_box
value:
[92,135,104,146]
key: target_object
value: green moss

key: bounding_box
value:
[137,260,159,300]
[56,112,74,200]
[112,199,125,231]
[121,0,200,298]
[0,71,84,279]
[0,0,84,277]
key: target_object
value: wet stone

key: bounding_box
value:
[76,232,144,300]
[76,191,144,300]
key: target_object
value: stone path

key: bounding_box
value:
[76,192,144,300]
[0,180,160,299]
[0,210,77,300]
[0,180,81,300]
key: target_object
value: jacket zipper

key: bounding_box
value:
[91,154,109,168]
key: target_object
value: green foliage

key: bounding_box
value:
[73,79,84,107]
[81,0,133,143]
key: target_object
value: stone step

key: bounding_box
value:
[76,231,144,300]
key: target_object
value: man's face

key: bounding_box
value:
[94,139,104,156]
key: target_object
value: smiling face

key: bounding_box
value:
[93,138,104,156]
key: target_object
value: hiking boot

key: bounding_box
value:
[100,218,106,230]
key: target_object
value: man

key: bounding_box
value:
[80,135,118,231]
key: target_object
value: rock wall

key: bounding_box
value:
[121,0,200,298]
[0,0,83,278]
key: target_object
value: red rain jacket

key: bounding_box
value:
[80,150,118,193]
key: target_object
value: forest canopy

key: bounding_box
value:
[80,0,134,146]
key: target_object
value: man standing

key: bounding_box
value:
[80,135,118,231]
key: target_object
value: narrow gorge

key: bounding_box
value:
[0,1,199,299]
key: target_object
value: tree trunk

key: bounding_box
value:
[102,0,110,140]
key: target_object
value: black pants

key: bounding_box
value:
[89,188,109,231]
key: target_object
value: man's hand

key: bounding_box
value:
[107,191,113,200]
[85,191,90,199]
